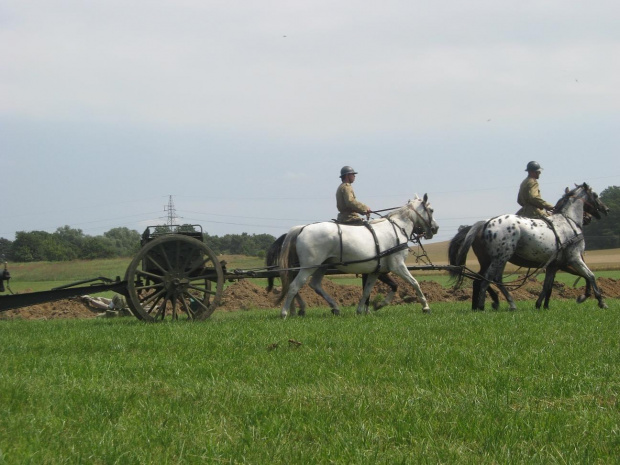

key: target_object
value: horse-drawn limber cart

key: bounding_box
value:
[0,223,458,322]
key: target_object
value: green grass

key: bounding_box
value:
[1,301,619,464]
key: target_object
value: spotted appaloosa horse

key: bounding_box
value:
[278,195,438,318]
[448,183,609,310]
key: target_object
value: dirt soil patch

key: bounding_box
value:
[3,276,619,320]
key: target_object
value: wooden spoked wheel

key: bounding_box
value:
[124,235,223,322]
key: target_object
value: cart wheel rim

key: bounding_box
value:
[124,235,223,322]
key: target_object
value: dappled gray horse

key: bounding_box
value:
[448,183,609,310]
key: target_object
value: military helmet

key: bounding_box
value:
[340,166,358,178]
[525,161,543,172]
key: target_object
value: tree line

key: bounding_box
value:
[1,186,618,263]
[583,186,620,249]
[0,226,277,263]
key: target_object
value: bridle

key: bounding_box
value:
[374,200,435,241]
[556,184,606,221]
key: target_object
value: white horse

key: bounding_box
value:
[448,183,609,310]
[278,194,438,318]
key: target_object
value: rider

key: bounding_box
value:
[516,161,554,219]
[336,166,372,224]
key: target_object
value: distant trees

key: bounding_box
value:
[1,226,277,262]
[8,226,140,262]
[584,185,620,250]
[203,232,276,258]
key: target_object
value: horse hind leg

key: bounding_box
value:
[294,293,307,316]
[492,272,517,311]
[487,286,500,310]
[308,268,341,315]
[373,273,398,310]
[475,262,505,311]
[472,279,482,310]
[281,269,313,319]
[537,267,557,310]
[357,273,379,315]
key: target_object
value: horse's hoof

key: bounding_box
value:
[600,302,609,309]
[492,302,500,310]
[422,307,431,314]
[280,312,288,319]
[331,308,340,316]
[576,295,588,304]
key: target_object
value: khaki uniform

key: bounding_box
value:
[516,177,554,218]
[336,182,369,223]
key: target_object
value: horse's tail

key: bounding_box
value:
[265,234,287,293]
[448,221,484,287]
[276,226,303,305]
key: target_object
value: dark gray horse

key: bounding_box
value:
[448,183,609,310]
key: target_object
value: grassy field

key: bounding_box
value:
[1,300,619,463]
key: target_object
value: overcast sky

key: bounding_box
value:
[2,0,619,245]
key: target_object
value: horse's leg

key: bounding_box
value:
[307,267,341,315]
[389,263,430,313]
[294,293,307,317]
[361,274,369,313]
[281,269,314,318]
[471,279,481,310]
[476,261,505,311]
[491,272,517,311]
[577,280,592,304]
[373,273,398,310]
[357,273,379,315]
[495,285,517,311]
[537,267,557,310]
[569,261,608,309]
[487,286,501,310]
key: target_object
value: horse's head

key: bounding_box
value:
[558,183,609,221]
[407,193,439,239]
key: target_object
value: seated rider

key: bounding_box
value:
[336,166,372,225]
[516,161,554,219]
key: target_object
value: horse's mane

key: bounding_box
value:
[383,203,412,222]
[553,182,589,212]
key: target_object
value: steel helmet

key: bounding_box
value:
[340,166,358,178]
[525,161,543,172]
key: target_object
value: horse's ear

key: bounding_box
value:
[565,187,569,194]
[423,193,428,203]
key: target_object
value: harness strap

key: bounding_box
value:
[331,219,408,270]
[363,222,382,272]
[332,243,410,268]
[512,214,584,274]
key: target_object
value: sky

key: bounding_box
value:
[2,0,619,245]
